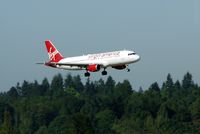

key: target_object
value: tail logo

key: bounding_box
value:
[48,47,59,61]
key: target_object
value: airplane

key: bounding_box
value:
[37,40,140,77]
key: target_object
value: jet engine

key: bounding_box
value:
[112,65,126,70]
[87,64,101,72]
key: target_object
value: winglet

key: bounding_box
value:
[45,40,64,62]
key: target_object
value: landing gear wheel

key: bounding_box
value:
[84,72,90,77]
[127,69,130,72]
[102,70,107,75]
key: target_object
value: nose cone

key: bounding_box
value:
[135,54,141,62]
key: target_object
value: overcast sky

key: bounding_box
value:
[0,0,200,91]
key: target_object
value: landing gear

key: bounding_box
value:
[102,70,107,75]
[102,68,107,75]
[126,65,130,72]
[84,72,90,77]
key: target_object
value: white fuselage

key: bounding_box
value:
[55,50,140,70]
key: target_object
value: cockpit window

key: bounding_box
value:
[128,53,136,56]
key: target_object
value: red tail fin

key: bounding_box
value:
[45,40,64,62]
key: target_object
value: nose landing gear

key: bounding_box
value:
[126,65,130,72]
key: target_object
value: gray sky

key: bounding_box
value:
[0,0,200,91]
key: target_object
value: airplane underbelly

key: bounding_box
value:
[57,65,85,70]
[106,57,134,66]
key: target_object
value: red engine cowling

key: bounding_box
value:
[112,65,126,70]
[87,64,101,72]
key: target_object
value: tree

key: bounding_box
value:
[149,82,160,92]
[165,74,174,90]
[40,78,50,95]
[64,74,74,89]
[182,72,194,89]
[174,80,181,90]
[0,111,13,134]
[95,109,115,134]
[105,76,115,94]
[51,73,63,93]
[31,80,41,96]
[84,78,96,96]
[21,80,29,96]
[35,125,48,134]
[144,115,155,133]
[73,75,84,92]
[162,74,174,98]
[72,113,94,134]
[138,87,143,93]
[7,87,18,99]
[48,115,76,134]
[191,98,200,120]
[112,116,143,134]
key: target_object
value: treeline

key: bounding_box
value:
[0,72,200,134]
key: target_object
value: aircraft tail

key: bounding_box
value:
[45,40,64,62]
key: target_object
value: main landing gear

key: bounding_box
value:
[102,68,107,76]
[84,69,107,77]
[102,70,107,75]
[84,72,90,77]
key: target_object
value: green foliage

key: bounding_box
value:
[0,111,13,134]
[112,116,143,134]
[7,87,18,99]
[149,82,160,92]
[0,72,199,133]
[162,74,174,98]
[95,109,115,134]
[182,72,194,89]
[191,98,200,120]
[40,78,50,95]
[51,73,63,91]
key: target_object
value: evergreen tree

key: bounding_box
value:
[7,87,18,99]
[21,80,29,96]
[72,113,94,134]
[165,74,174,90]
[84,79,96,96]
[149,82,160,92]
[105,76,115,94]
[35,125,48,134]
[182,72,194,89]
[0,111,13,134]
[174,80,181,90]
[191,98,200,120]
[40,78,50,95]
[64,74,74,89]
[51,74,63,94]
[138,87,143,93]
[162,74,174,98]
[95,109,115,134]
[73,75,84,92]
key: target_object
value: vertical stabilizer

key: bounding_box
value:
[45,40,64,62]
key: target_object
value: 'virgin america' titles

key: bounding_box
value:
[88,52,120,60]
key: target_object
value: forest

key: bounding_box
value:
[0,72,200,134]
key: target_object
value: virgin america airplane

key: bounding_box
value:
[38,40,140,77]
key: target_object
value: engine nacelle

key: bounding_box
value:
[112,65,126,70]
[87,64,101,72]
